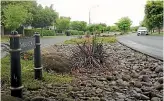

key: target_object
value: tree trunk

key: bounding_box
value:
[158,27,160,34]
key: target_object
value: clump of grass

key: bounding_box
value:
[97,37,117,43]
[1,51,73,90]
[64,36,117,44]
[1,36,9,43]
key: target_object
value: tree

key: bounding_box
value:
[56,16,71,33]
[144,1,163,34]
[1,1,38,26]
[70,21,87,31]
[116,17,132,33]
[130,26,139,32]
[32,4,58,28]
[110,26,119,32]
[106,26,110,31]
[3,4,28,31]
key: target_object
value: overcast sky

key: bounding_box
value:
[37,0,147,26]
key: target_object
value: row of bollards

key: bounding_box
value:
[9,31,42,98]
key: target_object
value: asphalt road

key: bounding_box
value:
[117,33,163,60]
[1,36,76,58]
[40,36,76,47]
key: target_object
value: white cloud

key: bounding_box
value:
[37,0,147,26]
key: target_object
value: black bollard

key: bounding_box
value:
[34,32,42,80]
[9,31,23,98]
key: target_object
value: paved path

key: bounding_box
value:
[1,36,76,58]
[40,36,76,48]
[117,33,163,60]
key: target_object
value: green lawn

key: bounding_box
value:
[1,51,73,91]
[148,32,164,36]
[1,36,9,43]
[64,36,117,44]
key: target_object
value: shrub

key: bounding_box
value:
[78,31,84,35]
[24,29,56,36]
[67,30,84,35]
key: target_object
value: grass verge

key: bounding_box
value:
[1,36,9,43]
[64,36,117,44]
[1,51,73,90]
[148,32,163,36]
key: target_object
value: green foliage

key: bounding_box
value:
[106,26,111,31]
[56,17,71,32]
[110,26,119,32]
[130,26,139,32]
[116,17,132,33]
[1,36,9,42]
[144,1,163,33]
[32,5,58,28]
[64,37,117,44]
[1,53,73,91]
[67,30,84,35]
[70,21,87,31]
[3,4,28,30]
[87,24,106,33]
[24,29,55,36]
[1,1,37,26]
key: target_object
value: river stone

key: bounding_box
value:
[151,97,161,101]
[140,75,151,82]
[63,98,74,101]
[140,94,149,100]
[31,97,50,101]
[155,66,163,73]
[134,81,142,88]
[116,92,126,99]
[1,94,23,101]
[132,65,139,70]
[106,76,113,81]
[158,72,163,77]
[155,84,163,90]
[90,97,100,101]
[134,87,142,93]
[72,87,80,92]
[157,77,163,84]
[96,88,103,93]
[132,91,140,99]
[116,99,124,101]
[131,71,139,78]
[141,82,152,86]
[98,77,107,81]
[93,81,104,87]
[122,75,130,81]
[139,70,147,75]
[100,97,108,101]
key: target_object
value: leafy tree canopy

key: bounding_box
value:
[3,4,28,31]
[116,17,132,33]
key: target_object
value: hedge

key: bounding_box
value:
[24,29,56,36]
[67,30,84,35]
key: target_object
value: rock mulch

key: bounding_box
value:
[1,43,163,101]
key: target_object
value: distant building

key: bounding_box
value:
[24,25,32,29]
[48,26,55,30]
